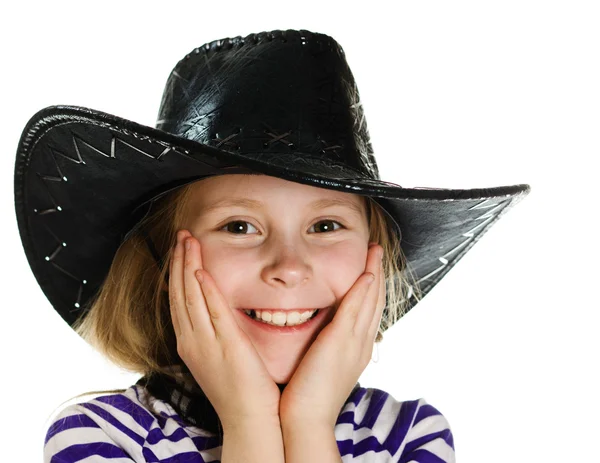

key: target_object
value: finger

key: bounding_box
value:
[356,245,383,332]
[170,230,193,336]
[195,267,239,344]
[183,235,213,335]
[366,259,386,343]
[168,240,181,338]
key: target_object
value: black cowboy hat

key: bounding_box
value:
[14,29,530,332]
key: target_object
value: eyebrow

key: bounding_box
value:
[201,197,364,217]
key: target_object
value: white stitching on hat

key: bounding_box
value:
[33,128,178,312]
[72,133,169,161]
[414,197,510,286]
[73,134,113,158]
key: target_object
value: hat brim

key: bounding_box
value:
[15,105,530,328]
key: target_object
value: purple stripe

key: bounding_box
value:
[95,392,156,430]
[336,437,354,456]
[353,435,390,457]
[399,448,449,463]
[336,387,387,427]
[141,446,158,461]
[162,413,189,427]
[338,399,420,460]
[146,428,223,450]
[411,402,454,449]
[415,403,443,423]
[133,385,142,402]
[149,450,206,462]
[404,429,455,454]
[50,442,130,462]
[147,423,223,451]
[147,426,189,444]
[352,400,427,459]
[337,431,392,457]
[81,403,145,445]
[191,435,223,452]
[45,414,100,445]
[347,386,368,406]
[336,409,356,425]
[445,428,454,450]
[152,413,171,429]
[335,389,423,458]
[359,389,389,429]
[383,400,418,455]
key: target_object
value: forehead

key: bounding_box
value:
[186,174,366,215]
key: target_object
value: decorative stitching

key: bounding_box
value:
[212,132,239,150]
[414,197,511,287]
[33,126,181,310]
[318,136,343,155]
[262,126,294,149]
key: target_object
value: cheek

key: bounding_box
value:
[316,244,367,293]
[317,246,364,268]
[199,245,254,291]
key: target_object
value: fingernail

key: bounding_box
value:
[367,273,375,284]
[185,239,191,251]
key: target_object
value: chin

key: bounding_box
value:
[258,342,308,385]
[269,365,295,385]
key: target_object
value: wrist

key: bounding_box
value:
[281,419,340,463]
[222,415,282,434]
[222,415,285,463]
[281,415,336,432]
[280,406,337,430]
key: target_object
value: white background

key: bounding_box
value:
[2,1,598,461]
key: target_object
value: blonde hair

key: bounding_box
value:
[63,175,422,403]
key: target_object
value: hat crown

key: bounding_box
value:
[155,29,380,179]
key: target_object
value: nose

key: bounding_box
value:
[261,244,312,288]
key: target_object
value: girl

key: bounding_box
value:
[15,29,528,462]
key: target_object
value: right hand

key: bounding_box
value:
[169,229,282,430]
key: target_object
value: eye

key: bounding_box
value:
[309,219,343,233]
[220,219,344,235]
[221,220,259,235]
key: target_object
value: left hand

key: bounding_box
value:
[279,242,386,428]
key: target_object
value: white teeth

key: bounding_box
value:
[272,312,287,325]
[242,309,318,326]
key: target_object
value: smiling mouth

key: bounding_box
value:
[240,307,329,327]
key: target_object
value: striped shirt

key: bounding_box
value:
[44,383,455,462]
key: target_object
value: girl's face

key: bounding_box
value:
[181,174,371,384]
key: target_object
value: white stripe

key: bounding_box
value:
[398,399,456,462]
